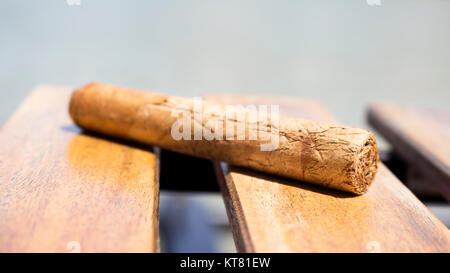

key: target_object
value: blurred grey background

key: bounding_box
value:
[1,0,449,128]
[1,0,449,252]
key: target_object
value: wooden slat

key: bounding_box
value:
[368,104,450,201]
[205,94,450,253]
[0,87,160,252]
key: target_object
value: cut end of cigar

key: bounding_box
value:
[351,133,379,194]
[69,82,101,127]
[69,86,81,126]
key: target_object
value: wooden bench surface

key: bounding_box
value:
[368,104,450,201]
[0,87,160,252]
[205,94,450,253]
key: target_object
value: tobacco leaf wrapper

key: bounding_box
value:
[69,82,379,194]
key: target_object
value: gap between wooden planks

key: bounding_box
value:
[205,94,450,253]
[0,86,160,252]
[368,104,450,201]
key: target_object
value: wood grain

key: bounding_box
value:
[206,94,450,253]
[368,104,450,201]
[0,87,160,252]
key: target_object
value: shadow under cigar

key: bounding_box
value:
[225,165,357,199]
[61,124,154,152]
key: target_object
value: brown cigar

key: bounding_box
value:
[69,82,379,194]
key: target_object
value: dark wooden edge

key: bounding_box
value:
[213,161,255,253]
[367,105,450,201]
[153,147,162,252]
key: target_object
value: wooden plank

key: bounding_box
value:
[0,86,160,252]
[205,94,450,253]
[368,104,450,201]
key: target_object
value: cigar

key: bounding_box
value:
[69,82,379,194]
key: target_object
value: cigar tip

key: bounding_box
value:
[69,82,100,125]
[352,132,379,194]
